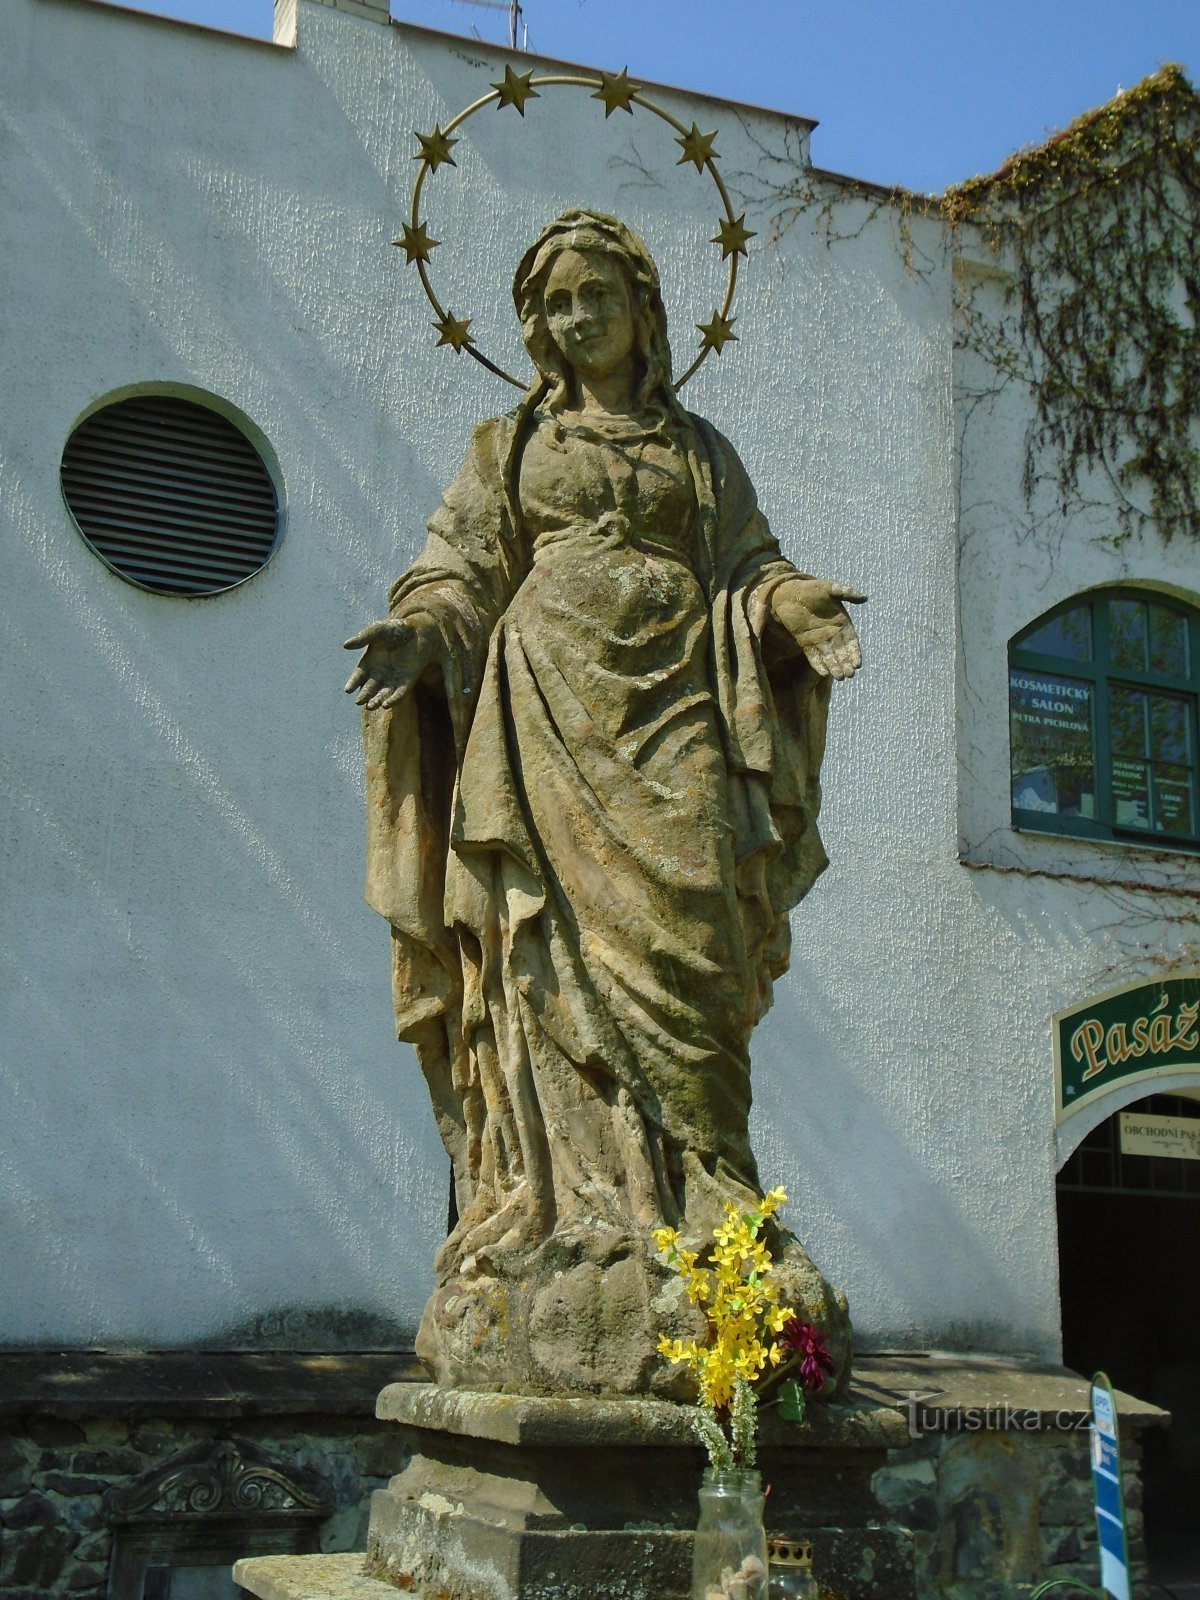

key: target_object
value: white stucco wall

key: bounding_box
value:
[2,0,1191,1358]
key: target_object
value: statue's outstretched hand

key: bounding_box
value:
[769,578,866,681]
[343,613,441,708]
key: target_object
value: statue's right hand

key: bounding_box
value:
[343,614,441,709]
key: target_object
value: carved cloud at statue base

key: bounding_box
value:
[417,1208,851,1398]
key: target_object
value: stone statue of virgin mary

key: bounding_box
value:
[346,209,861,1397]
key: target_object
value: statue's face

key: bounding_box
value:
[543,249,635,384]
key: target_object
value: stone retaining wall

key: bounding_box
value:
[0,1414,406,1598]
[0,1352,413,1600]
[874,1425,1146,1599]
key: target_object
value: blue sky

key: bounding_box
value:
[105,0,1197,193]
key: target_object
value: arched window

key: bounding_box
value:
[1009,590,1199,850]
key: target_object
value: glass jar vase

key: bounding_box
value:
[691,1467,768,1600]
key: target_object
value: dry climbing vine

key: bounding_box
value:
[723,116,935,275]
[945,64,1200,546]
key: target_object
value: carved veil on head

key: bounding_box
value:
[512,209,677,413]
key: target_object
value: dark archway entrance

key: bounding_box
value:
[1057,1091,1200,1592]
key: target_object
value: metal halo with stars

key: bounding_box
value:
[395,65,756,391]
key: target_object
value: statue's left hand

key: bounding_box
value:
[769,578,866,680]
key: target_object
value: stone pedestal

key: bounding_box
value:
[240,1382,915,1600]
[231,1357,1172,1600]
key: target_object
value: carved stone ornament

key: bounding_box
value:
[104,1438,332,1523]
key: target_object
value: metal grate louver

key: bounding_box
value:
[61,395,281,596]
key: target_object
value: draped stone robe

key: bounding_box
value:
[362,404,832,1295]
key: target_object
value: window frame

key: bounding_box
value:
[1008,589,1200,854]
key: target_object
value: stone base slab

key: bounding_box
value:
[373,1380,910,1451]
[234,1553,396,1600]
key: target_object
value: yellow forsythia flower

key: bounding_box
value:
[654,1189,795,1415]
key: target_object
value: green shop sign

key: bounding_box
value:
[1054,972,1200,1123]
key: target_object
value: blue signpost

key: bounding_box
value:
[1089,1373,1132,1600]
[1029,1372,1132,1600]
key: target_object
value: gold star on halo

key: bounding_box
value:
[697,310,737,354]
[675,123,719,171]
[711,214,756,260]
[434,311,473,352]
[393,221,440,264]
[413,126,458,171]
[592,68,639,117]
[491,65,539,114]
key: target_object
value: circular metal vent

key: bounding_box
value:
[60,394,281,596]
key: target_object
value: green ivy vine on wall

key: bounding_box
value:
[945,65,1200,545]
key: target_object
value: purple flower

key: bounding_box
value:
[781,1319,834,1394]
